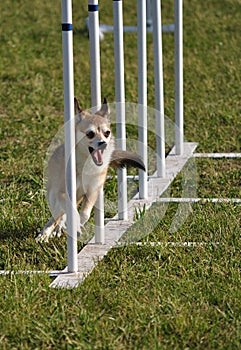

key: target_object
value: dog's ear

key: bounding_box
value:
[74,97,83,115]
[74,97,86,122]
[96,97,110,120]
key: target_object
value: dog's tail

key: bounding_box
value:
[110,150,146,171]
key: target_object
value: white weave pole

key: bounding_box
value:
[174,0,184,155]
[88,0,105,244]
[138,0,148,199]
[61,0,78,272]
[152,0,166,178]
[113,0,128,220]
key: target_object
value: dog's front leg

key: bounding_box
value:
[79,191,99,227]
[36,216,61,242]
[52,214,67,238]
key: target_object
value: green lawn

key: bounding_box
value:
[0,0,240,349]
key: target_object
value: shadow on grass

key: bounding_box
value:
[0,225,37,241]
[0,227,68,271]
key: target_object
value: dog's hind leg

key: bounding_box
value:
[36,190,67,242]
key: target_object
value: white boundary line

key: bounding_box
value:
[0,240,220,278]
[0,240,220,279]
[158,197,241,203]
[116,241,220,248]
[0,270,63,277]
[193,153,241,158]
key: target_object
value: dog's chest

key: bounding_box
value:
[76,156,108,193]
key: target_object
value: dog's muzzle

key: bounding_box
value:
[98,141,107,150]
[89,142,107,166]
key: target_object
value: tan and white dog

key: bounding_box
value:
[36,98,145,242]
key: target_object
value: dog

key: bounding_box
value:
[36,98,145,242]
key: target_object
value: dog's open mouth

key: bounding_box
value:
[89,147,104,166]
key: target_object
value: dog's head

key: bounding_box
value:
[75,98,113,166]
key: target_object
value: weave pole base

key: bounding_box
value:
[50,142,198,288]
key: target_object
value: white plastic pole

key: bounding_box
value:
[88,0,105,244]
[88,1,101,109]
[146,0,152,31]
[174,0,184,155]
[61,0,78,272]
[113,0,128,220]
[138,0,148,199]
[152,0,166,178]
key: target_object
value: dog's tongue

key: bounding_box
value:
[93,149,103,164]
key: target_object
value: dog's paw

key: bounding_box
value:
[79,212,89,227]
[36,227,55,243]
[77,222,83,238]
[36,231,50,243]
[53,224,66,238]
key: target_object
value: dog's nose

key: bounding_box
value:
[98,140,107,149]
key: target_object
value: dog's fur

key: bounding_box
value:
[36,98,145,242]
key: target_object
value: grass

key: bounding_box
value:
[0,0,240,348]
[169,158,241,199]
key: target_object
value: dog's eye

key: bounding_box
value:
[104,130,110,138]
[86,130,95,139]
